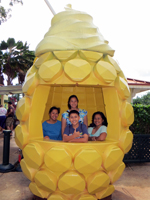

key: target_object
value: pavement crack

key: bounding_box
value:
[122,187,134,198]
[126,163,134,171]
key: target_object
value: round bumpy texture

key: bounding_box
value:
[15,6,134,200]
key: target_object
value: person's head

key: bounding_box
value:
[8,101,12,107]
[49,106,60,121]
[68,95,79,109]
[91,111,108,127]
[69,110,80,126]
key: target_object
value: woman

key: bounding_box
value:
[88,111,108,141]
[5,102,14,131]
[42,106,62,140]
[0,105,7,132]
[61,95,88,134]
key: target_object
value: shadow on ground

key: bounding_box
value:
[112,190,136,200]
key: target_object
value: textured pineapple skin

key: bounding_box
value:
[15,50,134,200]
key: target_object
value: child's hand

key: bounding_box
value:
[73,129,81,138]
[91,137,96,141]
[44,136,50,140]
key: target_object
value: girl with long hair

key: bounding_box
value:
[88,111,108,141]
[61,95,88,135]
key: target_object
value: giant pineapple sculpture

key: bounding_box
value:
[15,5,134,200]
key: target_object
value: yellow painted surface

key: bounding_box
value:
[47,191,70,200]
[53,50,78,61]
[28,85,50,139]
[34,52,53,68]
[115,76,130,100]
[108,162,125,184]
[96,185,115,199]
[87,171,110,194]
[94,61,117,83]
[74,193,97,200]
[16,97,31,122]
[15,124,29,149]
[38,60,63,82]
[23,143,44,169]
[15,6,134,200]
[79,50,103,62]
[34,168,57,192]
[102,145,124,171]
[121,102,134,127]
[26,65,37,77]
[20,159,38,181]
[58,171,85,194]
[35,9,114,57]
[74,148,102,174]
[102,87,121,140]
[64,59,92,82]
[103,55,121,73]
[44,146,72,172]
[119,129,133,153]
[29,182,49,199]
[22,72,39,96]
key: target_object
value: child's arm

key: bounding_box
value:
[83,115,88,127]
[69,133,88,143]
[63,128,80,142]
[61,117,67,137]
[44,136,50,140]
[95,126,107,141]
[95,132,107,141]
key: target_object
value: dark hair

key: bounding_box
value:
[69,110,79,117]
[49,106,60,114]
[68,95,79,109]
[8,101,12,105]
[89,111,108,127]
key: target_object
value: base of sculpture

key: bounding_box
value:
[100,195,112,200]
[33,194,112,200]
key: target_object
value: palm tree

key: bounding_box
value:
[0,38,35,85]
[0,50,4,84]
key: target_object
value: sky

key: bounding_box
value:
[1,0,150,97]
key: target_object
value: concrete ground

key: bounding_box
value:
[0,132,150,200]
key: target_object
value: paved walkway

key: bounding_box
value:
[0,133,150,200]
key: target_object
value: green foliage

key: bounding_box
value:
[0,5,11,24]
[133,92,150,105]
[130,104,150,134]
[9,0,23,6]
[0,49,4,84]
[0,0,23,24]
[0,38,35,85]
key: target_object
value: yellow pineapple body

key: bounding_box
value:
[15,7,134,200]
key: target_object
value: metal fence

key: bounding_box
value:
[123,134,150,163]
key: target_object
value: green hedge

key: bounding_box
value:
[130,104,150,134]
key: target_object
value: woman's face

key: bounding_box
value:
[69,97,78,109]
[94,114,104,127]
[49,109,59,121]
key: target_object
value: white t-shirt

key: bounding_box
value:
[88,125,107,137]
[0,107,7,116]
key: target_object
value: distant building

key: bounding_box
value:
[127,78,150,103]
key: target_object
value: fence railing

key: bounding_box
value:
[123,134,150,163]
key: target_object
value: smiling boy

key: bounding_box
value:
[63,110,88,143]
